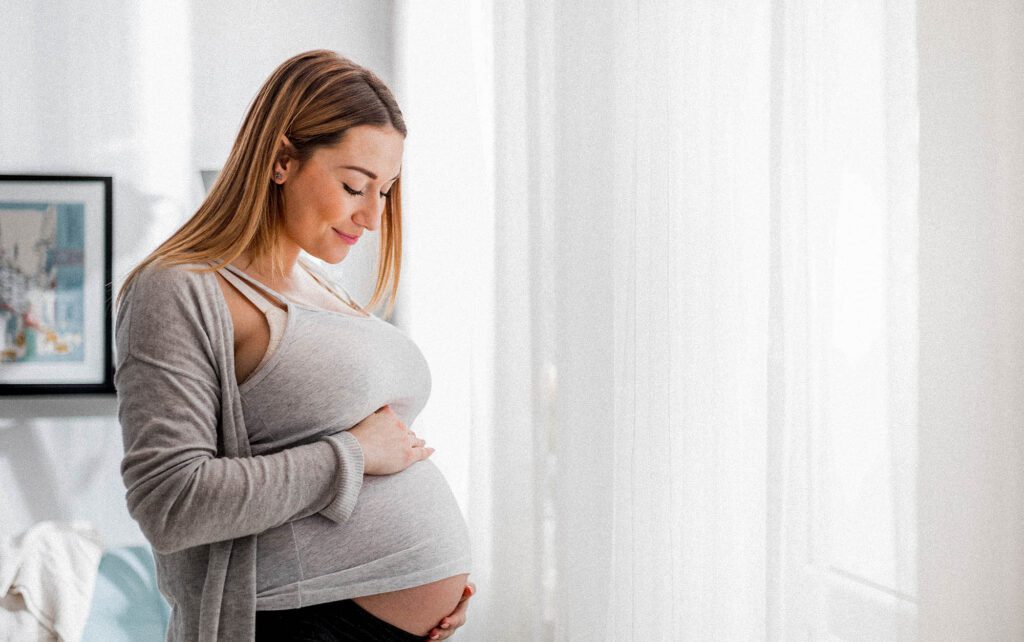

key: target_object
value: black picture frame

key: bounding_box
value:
[0,174,115,395]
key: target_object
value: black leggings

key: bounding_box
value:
[255,599,426,642]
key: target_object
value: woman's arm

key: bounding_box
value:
[114,263,363,555]
[116,352,364,555]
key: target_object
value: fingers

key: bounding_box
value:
[406,430,430,452]
[426,590,472,640]
[427,583,477,640]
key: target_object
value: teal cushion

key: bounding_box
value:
[81,546,169,642]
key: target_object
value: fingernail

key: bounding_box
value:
[430,635,439,640]
[441,622,450,629]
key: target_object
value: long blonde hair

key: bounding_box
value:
[115,49,406,319]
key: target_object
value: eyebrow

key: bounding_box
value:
[339,165,401,182]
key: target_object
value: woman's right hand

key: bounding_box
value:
[347,404,434,475]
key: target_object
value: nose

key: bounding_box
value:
[353,199,385,232]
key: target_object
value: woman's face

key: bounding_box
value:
[275,124,404,264]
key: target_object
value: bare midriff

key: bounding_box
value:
[351,573,471,636]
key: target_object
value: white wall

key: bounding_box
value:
[917,0,1024,638]
[0,0,394,549]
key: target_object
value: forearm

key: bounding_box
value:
[117,354,364,554]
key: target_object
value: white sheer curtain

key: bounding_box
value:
[393,0,1024,639]
[522,1,915,638]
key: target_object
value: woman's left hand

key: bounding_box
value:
[425,582,476,640]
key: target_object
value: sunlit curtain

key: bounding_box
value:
[546,1,916,638]
[395,0,918,639]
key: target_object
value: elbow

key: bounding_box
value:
[127,492,197,555]
[124,460,210,555]
[135,515,190,555]
[146,529,186,555]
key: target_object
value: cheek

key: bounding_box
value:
[315,183,345,214]
[286,178,347,231]
[295,187,335,222]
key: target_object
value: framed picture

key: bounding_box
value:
[0,175,114,395]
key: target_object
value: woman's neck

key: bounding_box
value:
[232,250,302,292]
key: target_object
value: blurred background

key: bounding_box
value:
[1,0,1023,640]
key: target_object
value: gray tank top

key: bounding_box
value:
[216,257,472,610]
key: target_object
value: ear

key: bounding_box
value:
[272,134,299,181]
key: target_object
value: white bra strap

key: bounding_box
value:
[218,267,288,378]
[217,267,280,314]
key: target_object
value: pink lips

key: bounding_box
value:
[334,229,359,245]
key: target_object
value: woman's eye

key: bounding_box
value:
[344,183,390,199]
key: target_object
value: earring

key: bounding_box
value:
[274,172,284,181]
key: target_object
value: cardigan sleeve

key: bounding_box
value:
[114,263,364,555]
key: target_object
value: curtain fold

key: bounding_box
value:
[600,0,773,637]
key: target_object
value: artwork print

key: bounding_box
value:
[0,176,114,395]
[1,201,85,360]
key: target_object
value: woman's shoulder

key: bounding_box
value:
[117,258,225,337]
[127,259,220,305]
[116,258,227,373]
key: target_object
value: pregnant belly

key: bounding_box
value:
[277,457,473,630]
[352,572,471,636]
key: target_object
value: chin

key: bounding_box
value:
[324,250,350,265]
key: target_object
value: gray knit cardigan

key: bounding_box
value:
[113,260,364,641]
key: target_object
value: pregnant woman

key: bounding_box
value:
[114,50,474,641]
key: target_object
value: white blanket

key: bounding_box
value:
[0,521,104,642]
